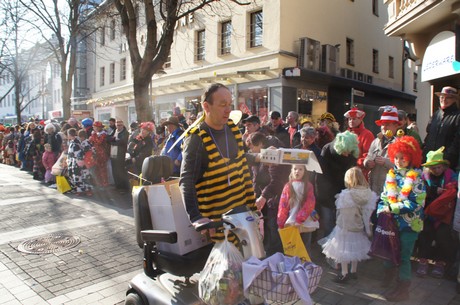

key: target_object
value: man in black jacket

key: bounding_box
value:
[423,86,460,170]
[108,120,129,191]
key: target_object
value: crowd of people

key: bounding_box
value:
[1,84,460,303]
[0,115,191,196]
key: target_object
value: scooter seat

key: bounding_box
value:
[152,243,213,277]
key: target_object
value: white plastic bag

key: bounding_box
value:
[199,225,245,305]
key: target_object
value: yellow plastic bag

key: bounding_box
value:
[56,175,72,194]
[278,226,311,262]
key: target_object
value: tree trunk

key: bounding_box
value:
[133,78,153,123]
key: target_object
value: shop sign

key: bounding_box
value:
[422,31,460,81]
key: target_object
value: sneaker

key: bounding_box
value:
[431,261,445,278]
[333,273,349,283]
[416,259,428,277]
[349,272,358,280]
[49,184,57,189]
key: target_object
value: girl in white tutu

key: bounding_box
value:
[320,166,377,282]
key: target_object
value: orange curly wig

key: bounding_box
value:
[387,135,422,168]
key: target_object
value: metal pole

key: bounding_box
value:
[350,88,354,109]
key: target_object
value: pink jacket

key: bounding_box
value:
[277,180,315,229]
[42,151,57,170]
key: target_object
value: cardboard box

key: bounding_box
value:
[146,180,211,255]
[259,148,322,173]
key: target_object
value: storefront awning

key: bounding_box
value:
[283,67,417,102]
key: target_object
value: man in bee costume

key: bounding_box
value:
[179,83,256,244]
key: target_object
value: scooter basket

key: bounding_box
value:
[243,253,322,304]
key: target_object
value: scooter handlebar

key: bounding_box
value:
[195,220,234,232]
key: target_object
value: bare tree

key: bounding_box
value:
[112,0,248,122]
[0,0,44,123]
[18,0,99,119]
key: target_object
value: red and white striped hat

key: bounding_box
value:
[344,107,365,119]
[375,106,399,126]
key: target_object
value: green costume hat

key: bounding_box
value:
[422,146,450,167]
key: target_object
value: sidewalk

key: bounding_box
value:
[1,162,460,305]
[0,164,139,305]
[309,242,460,305]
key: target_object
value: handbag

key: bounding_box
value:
[299,216,320,233]
[368,212,401,265]
[278,226,311,262]
[424,185,457,225]
[51,153,68,176]
[56,175,72,194]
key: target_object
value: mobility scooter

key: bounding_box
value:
[125,155,266,305]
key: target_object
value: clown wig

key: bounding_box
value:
[140,121,155,133]
[387,135,422,168]
[334,130,359,158]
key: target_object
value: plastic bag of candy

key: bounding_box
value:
[199,224,245,305]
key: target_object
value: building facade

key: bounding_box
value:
[0,42,62,123]
[383,0,460,138]
[86,0,420,134]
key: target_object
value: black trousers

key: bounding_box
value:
[417,220,457,263]
[111,158,129,190]
[262,205,283,256]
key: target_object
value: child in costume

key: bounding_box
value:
[277,164,317,251]
[42,143,57,185]
[417,147,458,278]
[4,139,16,165]
[67,128,93,196]
[320,166,377,283]
[377,136,426,302]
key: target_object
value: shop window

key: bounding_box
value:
[238,88,268,123]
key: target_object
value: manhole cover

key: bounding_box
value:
[17,234,81,254]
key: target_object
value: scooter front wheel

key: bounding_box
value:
[125,292,145,305]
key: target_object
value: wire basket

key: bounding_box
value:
[248,262,322,303]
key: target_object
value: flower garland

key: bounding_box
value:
[385,168,419,203]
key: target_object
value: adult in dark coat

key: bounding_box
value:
[294,126,322,197]
[268,111,290,148]
[44,123,62,158]
[108,120,129,191]
[128,122,154,175]
[248,131,290,256]
[316,131,359,238]
[423,86,460,170]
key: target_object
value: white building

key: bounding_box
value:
[0,42,62,123]
[85,0,421,135]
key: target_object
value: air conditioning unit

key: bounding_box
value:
[321,44,340,75]
[299,37,321,71]
[340,68,354,79]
